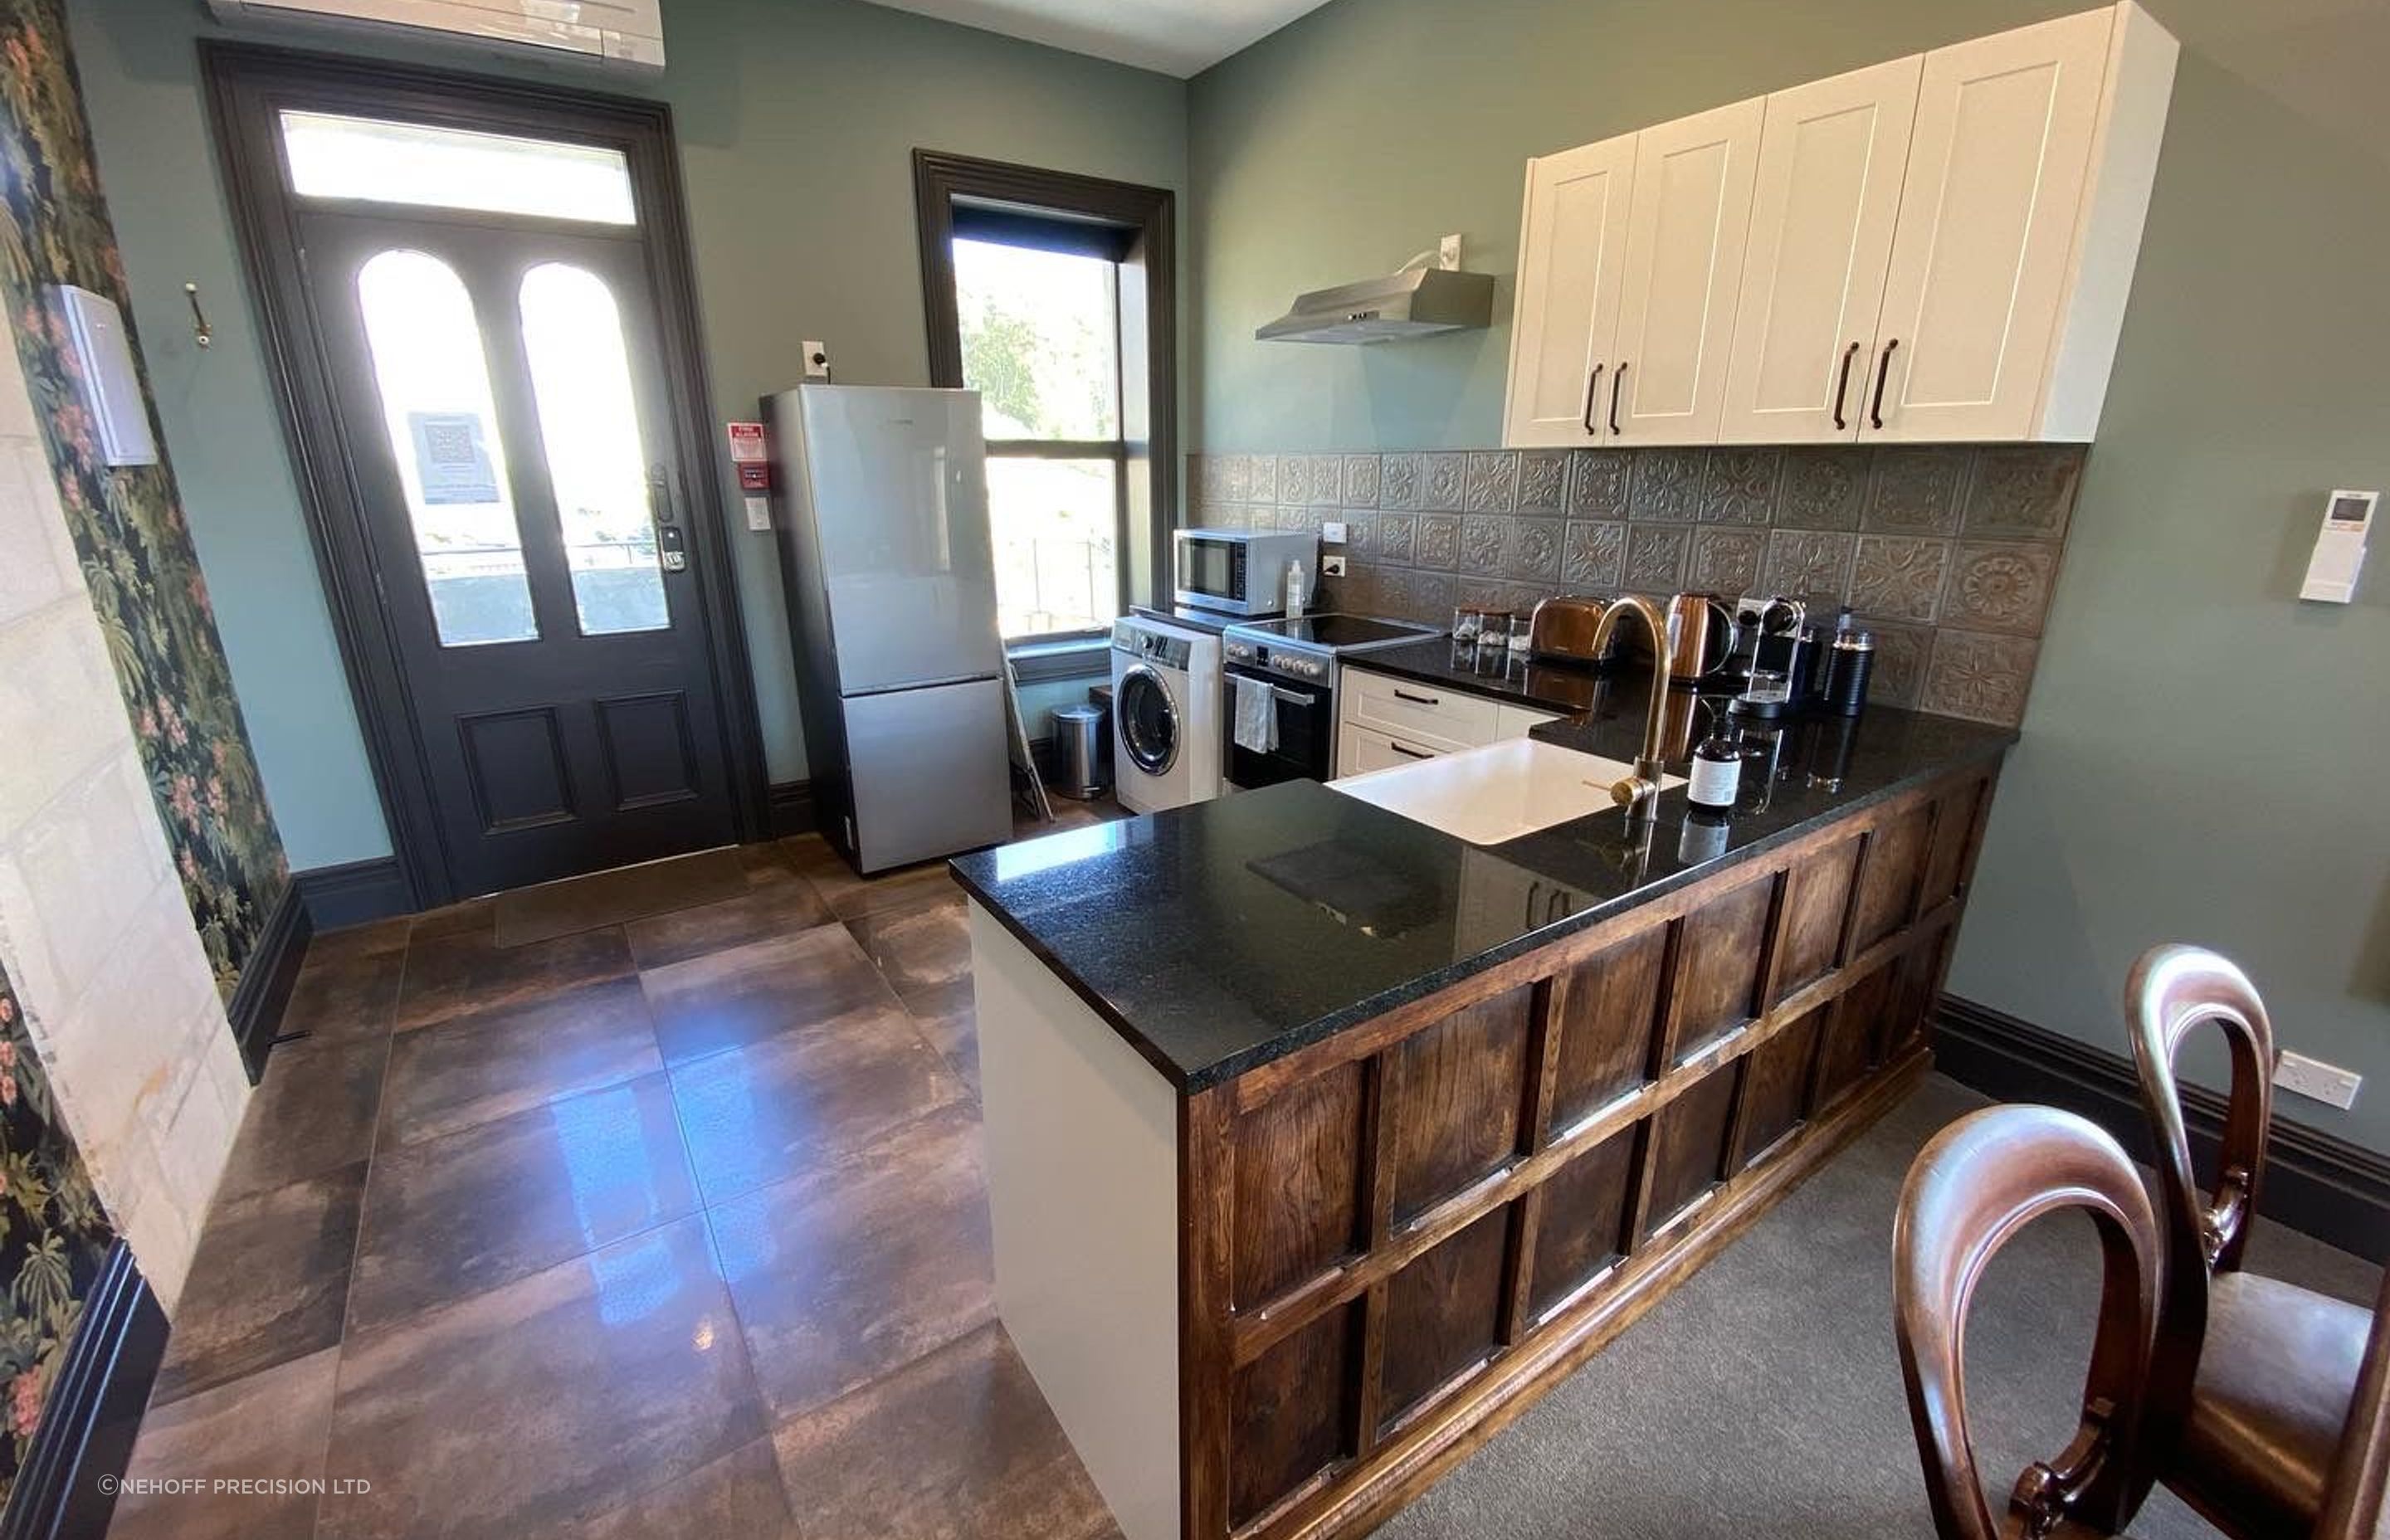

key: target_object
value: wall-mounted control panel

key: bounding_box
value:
[2300,489,2376,603]
[52,285,157,467]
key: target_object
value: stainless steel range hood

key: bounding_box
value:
[1256,265,1495,345]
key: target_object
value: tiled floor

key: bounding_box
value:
[109,799,1129,1540]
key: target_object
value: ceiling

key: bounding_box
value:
[851,0,1338,76]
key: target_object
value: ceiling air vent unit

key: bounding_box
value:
[204,0,666,71]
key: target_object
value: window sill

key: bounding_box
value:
[1007,636,1112,685]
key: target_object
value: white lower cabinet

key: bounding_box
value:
[1335,670,1563,779]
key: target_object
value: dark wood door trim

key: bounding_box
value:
[201,41,767,908]
[912,149,1178,613]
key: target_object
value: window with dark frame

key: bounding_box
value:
[915,152,1175,650]
[954,208,1130,641]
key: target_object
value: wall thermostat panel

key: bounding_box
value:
[2300,489,2376,603]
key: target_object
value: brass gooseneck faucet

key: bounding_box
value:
[1587,594,1676,816]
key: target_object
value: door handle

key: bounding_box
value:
[1392,688,1441,706]
[1832,342,1861,431]
[1869,339,1899,431]
[1390,740,1433,760]
[646,463,678,525]
[1609,363,1629,436]
[1581,363,1605,436]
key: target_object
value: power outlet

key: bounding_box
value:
[2275,1050,2362,1110]
[1323,555,1348,578]
[802,340,832,380]
[1438,232,1463,271]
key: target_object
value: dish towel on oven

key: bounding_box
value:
[1232,675,1278,755]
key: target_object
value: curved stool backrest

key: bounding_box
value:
[2124,944,2275,1450]
[1894,1104,2163,1540]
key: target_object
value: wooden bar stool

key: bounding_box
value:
[1894,1104,2163,1538]
[2128,944,2375,1538]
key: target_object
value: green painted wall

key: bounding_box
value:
[1189,0,2390,1152]
[67,0,1185,868]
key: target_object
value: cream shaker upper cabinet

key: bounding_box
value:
[1866,3,2178,441]
[1502,133,1636,448]
[1717,56,1922,445]
[1607,98,1765,446]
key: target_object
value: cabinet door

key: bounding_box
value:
[1609,98,1765,446]
[1339,724,1448,777]
[1866,7,2114,441]
[1494,703,1560,740]
[1718,56,1922,445]
[1503,133,1637,448]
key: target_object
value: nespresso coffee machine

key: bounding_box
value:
[1722,596,1819,719]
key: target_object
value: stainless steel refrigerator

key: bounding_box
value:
[763,384,1012,873]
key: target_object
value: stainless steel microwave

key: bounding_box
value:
[1173,529,1319,617]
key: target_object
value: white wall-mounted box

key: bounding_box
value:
[51,285,157,468]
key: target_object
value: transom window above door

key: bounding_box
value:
[277,110,637,225]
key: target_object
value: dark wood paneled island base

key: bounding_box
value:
[1178,763,1995,1540]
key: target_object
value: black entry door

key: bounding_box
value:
[304,208,734,897]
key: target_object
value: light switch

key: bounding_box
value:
[744,495,772,531]
[1322,520,1348,543]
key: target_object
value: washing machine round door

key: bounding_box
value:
[1117,665,1180,776]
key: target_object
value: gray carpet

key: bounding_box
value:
[1378,1075,2381,1539]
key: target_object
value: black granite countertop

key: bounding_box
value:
[1343,635,1621,714]
[952,675,2015,1094]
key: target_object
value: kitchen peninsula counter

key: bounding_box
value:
[951,687,2014,1540]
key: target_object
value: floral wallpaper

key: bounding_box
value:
[0,963,115,1510]
[0,0,289,1000]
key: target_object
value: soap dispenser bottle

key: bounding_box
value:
[1285,558,1308,618]
[1687,710,1742,813]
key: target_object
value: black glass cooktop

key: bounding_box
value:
[1232,613,1438,651]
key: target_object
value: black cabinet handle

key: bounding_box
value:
[1832,342,1861,431]
[1581,363,1605,435]
[1869,339,1899,431]
[1390,741,1433,760]
[1392,688,1441,706]
[1609,363,1629,436]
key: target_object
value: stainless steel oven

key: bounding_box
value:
[1174,529,1319,617]
[1222,662,1334,788]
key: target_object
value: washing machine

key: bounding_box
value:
[1110,616,1223,814]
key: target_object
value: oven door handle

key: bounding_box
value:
[1271,686,1313,708]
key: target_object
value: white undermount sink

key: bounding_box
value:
[1330,738,1684,846]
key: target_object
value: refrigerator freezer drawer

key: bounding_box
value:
[841,677,1012,873]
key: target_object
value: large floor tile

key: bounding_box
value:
[846,892,969,995]
[152,1164,363,1407]
[305,914,412,966]
[554,1438,797,1540]
[770,1323,1118,1540]
[708,1100,993,1420]
[316,1215,763,1540]
[378,977,661,1148]
[348,1072,698,1333]
[901,977,978,1098]
[213,1039,387,1205]
[625,875,834,972]
[108,1346,339,1540]
[781,835,957,921]
[492,848,746,948]
[670,1001,968,1204]
[640,924,895,1065]
[279,947,404,1045]
[394,924,633,1031]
